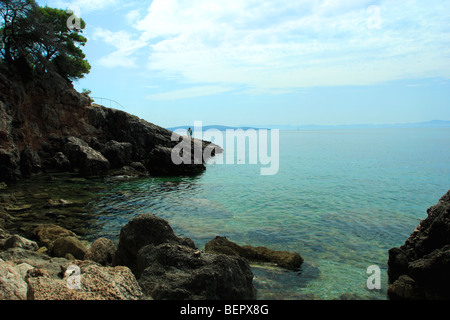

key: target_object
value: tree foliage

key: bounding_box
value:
[0,0,90,81]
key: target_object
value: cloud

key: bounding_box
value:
[49,0,119,13]
[92,28,148,68]
[147,85,234,100]
[91,0,450,92]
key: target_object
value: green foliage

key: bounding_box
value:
[0,0,91,81]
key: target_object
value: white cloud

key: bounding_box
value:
[92,28,148,68]
[91,0,450,92]
[49,0,118,13]
[147,85,234,100]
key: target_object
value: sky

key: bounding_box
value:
[39,0,450,128]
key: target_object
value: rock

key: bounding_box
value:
[101,140,133,169]
[387,275,425,300]
[137,243,257,300]
[113,213,196,272]
[34,224,77,251]
[85,238,116,266]
[47,152,71,172]
[64,136,110,176]
[0,259,28,300]
[146,145,206,176]
[51,236,88,260]
[0,247,71,278]
[387,190,450,299]
[205,236,304,270]
[45,199,74,208]
[3,234,38,251]
[26,260,143,300]
[19,147,42,177]
[0,148,21,183]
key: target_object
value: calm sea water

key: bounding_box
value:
[4,128,450,300]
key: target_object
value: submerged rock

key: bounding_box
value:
[387,190,450,300]
[205,236,304,270]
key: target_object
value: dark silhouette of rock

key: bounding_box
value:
[205,236,304,270]
[387,190,450,300]
[137,243,256,300]
[64,136,110,177]
[113,213,196,273]
[114,214,257,300]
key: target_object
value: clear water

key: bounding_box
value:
[3,128,450,300]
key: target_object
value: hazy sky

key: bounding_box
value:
[41,0,450,128]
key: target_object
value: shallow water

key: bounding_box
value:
[2,128,450,300]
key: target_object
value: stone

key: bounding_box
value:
[113,213,196,272]
[0,260,28,300]
[3,234,39,251]
[19,147,42,177]
[64,136,110,176]
[26,260,143,300]
[137,243,257,300]
[34,224,77,251]
[85,237,116,266]
[205,236,304,270]
[51,236,88,260]
[101,140,133,169]
[387,190,450,299]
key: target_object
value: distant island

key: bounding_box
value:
[169,120,450,132]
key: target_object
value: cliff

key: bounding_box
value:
[0,63,219,183]
[387,190,450,299]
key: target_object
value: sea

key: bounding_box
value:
[3,128,450,300]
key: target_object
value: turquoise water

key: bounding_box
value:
[4,128,450,300]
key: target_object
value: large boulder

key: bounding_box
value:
[137,243,257,300]
[113,214,257,300]
[101,140,133,169]
[64,136,110,176]
[387,190,450,299]
[205,236,304,270]
[113,213,196,272]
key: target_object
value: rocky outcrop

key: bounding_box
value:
[205,236,304,270]
[0,62,222,183]
[113,214,257,300]
[387,190,450,300]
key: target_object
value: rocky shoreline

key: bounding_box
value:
[0,201,307,300]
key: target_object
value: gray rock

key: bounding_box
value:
[137,243,257,300]
[101,140,133,169]
[113,213,196,273]
[64,136,110,176]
